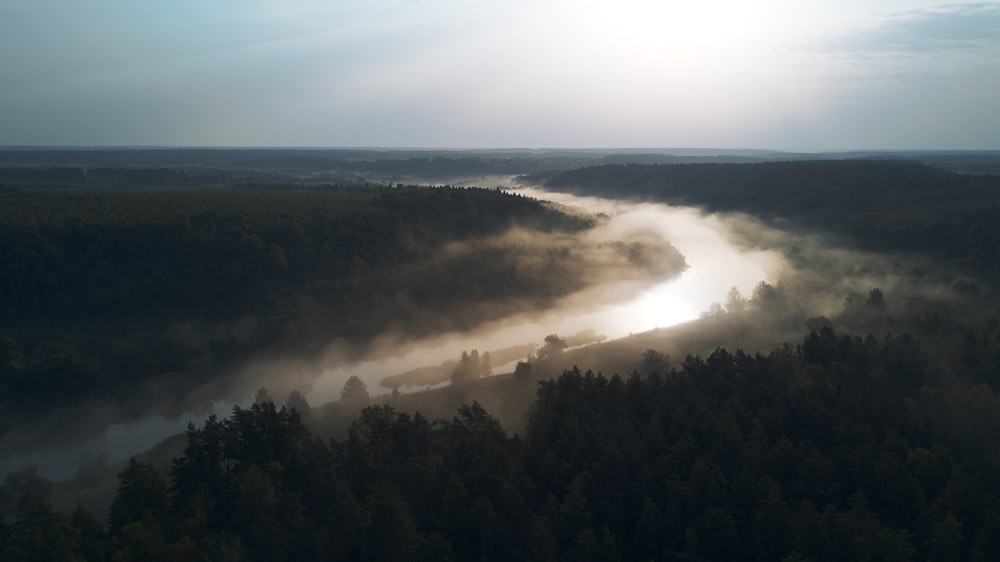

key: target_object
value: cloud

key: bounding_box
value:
[818,3,1000,54]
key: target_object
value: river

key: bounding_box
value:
[0,188,782,481]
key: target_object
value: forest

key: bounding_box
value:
[4,325,999,561]
[3,151,1000,560]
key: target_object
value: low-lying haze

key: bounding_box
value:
[0,182,961,483]
[0,186,767,480]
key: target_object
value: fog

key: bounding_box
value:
[0,184,947,483]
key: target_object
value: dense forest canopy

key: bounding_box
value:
[4,326,1000,561]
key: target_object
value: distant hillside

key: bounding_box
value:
[4,148,996,187]
[537,159,1000,275]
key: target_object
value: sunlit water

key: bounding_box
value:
[1,188,781,481]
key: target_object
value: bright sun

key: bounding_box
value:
[571,0,775,56]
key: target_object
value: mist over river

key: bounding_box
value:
[1,188,781,481]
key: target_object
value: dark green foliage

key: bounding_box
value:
[3,494,80,562]
[12,327,1000,560]
[107,458,168,534]
[0,186,588,328]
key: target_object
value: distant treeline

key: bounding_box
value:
[0,184,684,431]
[0,155,576,187]
[4,325,1000,561]
[0,149,765,185]
[537,159,1000,275]
[3,148,999,182]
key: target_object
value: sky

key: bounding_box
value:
[1,0,999,150]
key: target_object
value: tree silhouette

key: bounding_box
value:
[639,348,669,376]
[285,390,310,417]
[537,334,567,362]
[725,286,746,313]
[341,376,370,405]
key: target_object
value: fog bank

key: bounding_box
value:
[0,187,830,481]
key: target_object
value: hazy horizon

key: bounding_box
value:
[1,145,997,154]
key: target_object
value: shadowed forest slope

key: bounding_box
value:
[5,328,1000,561]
